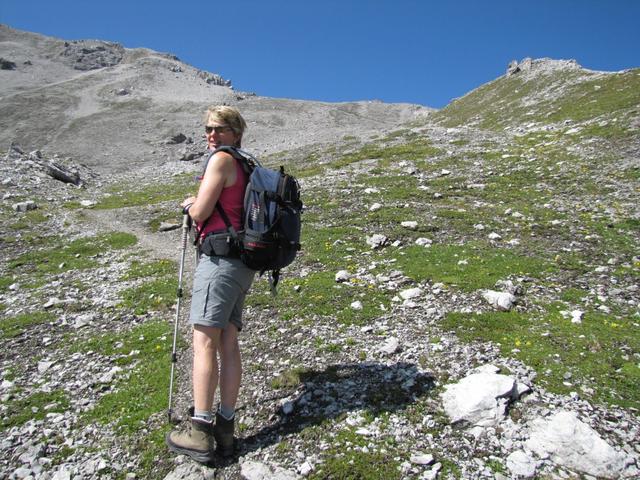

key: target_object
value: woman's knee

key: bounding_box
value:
[193,325,222,353]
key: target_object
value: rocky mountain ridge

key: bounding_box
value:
[1,26,639,480]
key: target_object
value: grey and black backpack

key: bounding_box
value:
[201,146,302,290]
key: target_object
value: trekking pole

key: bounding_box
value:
[168,212,190,424]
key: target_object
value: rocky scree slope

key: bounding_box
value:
[0,28,639,480]
[0,24,429,175]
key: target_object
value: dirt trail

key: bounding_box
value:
[83,207,198,270]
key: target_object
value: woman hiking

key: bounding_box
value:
[166,106,255,463]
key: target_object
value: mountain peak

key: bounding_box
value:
[506,57,582,77]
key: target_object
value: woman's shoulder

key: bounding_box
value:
[206,150,236,172]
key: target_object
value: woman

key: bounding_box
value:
[166,106,255,463]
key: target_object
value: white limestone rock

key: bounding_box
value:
[379,336,400,355]
[506,451,537,478]
[335,270,351,283]
[441,372,517,426]
[366,234,388,249]
[400,288,422,300]
[482,290,517,311]
[415,237,432,247]
[525,411,633,479]
[240,460,300,480]
[401,221,418,230]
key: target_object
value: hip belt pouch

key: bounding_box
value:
[200,232,236,257]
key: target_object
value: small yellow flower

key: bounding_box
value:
[515,339,522,347]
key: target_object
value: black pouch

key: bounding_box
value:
[199,232,237,257]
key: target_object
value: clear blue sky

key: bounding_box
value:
[2,1,639,108]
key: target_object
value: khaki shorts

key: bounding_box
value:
[189,254,255,331]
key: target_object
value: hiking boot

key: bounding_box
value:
[213,412,235,457]
[166,416,214,464]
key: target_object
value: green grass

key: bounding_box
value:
[120,277,178,315]
[307,425,404,480]
[0,275,14,292]
[9,209,49,230]
[442,306,640,409]
[1,389,70,431]
[248,271,391,326]
[433,67,640,135]
[393,243,554,291]
[94,174,195,209]
[123,259,176,280]
[0,311,55,339]
[67,320,183,478]
[76,320,177,433]
[8,232,137,275]
[119,258,180,314]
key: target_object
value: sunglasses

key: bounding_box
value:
[205,125,233,134]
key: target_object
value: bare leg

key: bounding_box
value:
[218,323,242,411]
[192,325,222,412]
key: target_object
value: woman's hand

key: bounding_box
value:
[181,196,197,209]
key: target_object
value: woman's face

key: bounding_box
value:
[204,122,240,150]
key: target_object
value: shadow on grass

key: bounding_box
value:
[230,361,435,462]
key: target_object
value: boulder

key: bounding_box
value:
[482,290,517,311]
[526,411,633,479]
[441,371,518,426]
[366,234,388,249]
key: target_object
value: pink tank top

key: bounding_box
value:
[196,159,247,240]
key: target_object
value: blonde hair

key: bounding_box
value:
[204,105,247,147]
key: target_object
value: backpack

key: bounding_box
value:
[200,146,302,292]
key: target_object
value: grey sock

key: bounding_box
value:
[193,409,213,422]
[218,405,235,420]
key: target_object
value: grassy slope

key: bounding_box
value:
[1,62,638,478]
[431,66,640,137]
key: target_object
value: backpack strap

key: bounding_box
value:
[195,146,254,243]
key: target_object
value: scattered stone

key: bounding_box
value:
[282,401,294,415]
[410,453,435,465]
[369,202,383,211]
[335,270,351,283]
[570,310,584,324]
[163,462,207,480]
[401,221,418,230]
[379,337,400,355]
[12,201,37,212]
[415,237,432,247]
[240,460,299,480]
[43,297,64,309]
[350,301,363,310]
[400,288,422,300]
[37,361,55,374]
[482,290,517,311]
[366,234,388,249]
[197,71,232,86]
[167,133,187,144]
[442,370,518,426]
[298,461,313,477]
[159,222,180,232]
[1,58,17,70]
[506,451,537,478]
